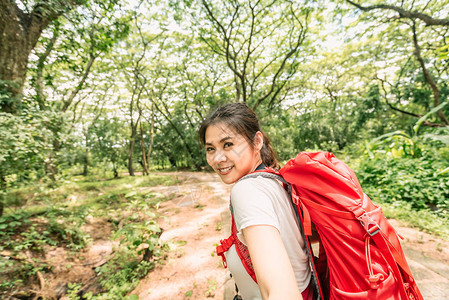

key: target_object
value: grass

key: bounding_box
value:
[377,200,449,239]
[3,174,179,215]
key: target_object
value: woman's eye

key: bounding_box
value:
[224,142,233,148]
[206,147,214,152]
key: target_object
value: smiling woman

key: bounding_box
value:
[203,122,263,184]
[198,103,313,300]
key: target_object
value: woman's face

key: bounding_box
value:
[205,122,262,184]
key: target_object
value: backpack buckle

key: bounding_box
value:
[357,213,380,236]
[366,273,385,289]
[216,236,235,268]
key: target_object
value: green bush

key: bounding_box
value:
[353,130,449,218]
[92,250,156,299]
[355,155,449,213]
[0,209,89,253]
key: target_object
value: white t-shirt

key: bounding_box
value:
[224,176,311,299]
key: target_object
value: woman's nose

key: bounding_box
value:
[213,149,227,163]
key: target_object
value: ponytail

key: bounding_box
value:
[260,131,280,170]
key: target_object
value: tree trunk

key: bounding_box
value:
[45,151,58,182]
[128,117,139,176]
[146,104,155,169]
[82,151,88,176]
[0,174,4,216]
[139,122,150,175]
[0,2,31,113]
[82,133,89,176]
[44,132,62,182]
[0,0,83,113]
[128,137,135,176]
[113,165,119,178]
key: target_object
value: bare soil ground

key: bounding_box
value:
[131,171,232,300]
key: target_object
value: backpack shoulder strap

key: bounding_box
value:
[239,170,291,191]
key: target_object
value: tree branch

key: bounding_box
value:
[254,8,308,110]
[62,53,96,112]
[35,27,59,110]
[202,0,244,100]
[377,76,446,127]
[27,0,84,51]
[345,0,449,26]
[411,22,449,124]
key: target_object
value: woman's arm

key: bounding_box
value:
[242,225,303,300]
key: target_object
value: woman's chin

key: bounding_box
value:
[220,177,235,185]
[219,174,237,185]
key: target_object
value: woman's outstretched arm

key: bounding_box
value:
[242,225,303,300]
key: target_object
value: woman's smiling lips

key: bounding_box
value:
[218,166,233,174]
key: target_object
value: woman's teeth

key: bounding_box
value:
[220,166,233,173]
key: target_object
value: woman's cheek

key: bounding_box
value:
[206,155,214,167]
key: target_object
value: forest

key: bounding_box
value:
[1,0,449,298]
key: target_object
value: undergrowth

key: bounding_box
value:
[350,129,449,239]
[0,173,179,299]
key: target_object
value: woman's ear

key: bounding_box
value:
[254,131,264,151]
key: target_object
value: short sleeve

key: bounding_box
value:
[230,177,281,243]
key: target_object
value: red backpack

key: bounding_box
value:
[217,151,423,300]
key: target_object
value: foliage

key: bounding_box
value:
[80,175,173,298]
[196,0,315,109]
[378,201,449,239]
[0,109,58,214]
[0,210,89,253]
[0,208,90,296]
[1,0,448,179]
[93,251,155,299]
[353,129,449,217]
[88,115,128,177]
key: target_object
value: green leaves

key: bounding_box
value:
[0,111,54,192]
[437,43,449,60]
[355,134,449,217]
[413,102,449,135]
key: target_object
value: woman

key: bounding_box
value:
[198,103,312,300]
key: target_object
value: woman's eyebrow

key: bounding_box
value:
[205,136,233,146]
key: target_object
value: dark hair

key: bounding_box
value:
[198,103,279,169]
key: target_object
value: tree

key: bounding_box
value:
[113,8,165,176]
[0,0,85,114]
[198,0,312,109]
[90,114,128,178]
[344,0,449,126]
[78,88,109,176]
[25,1,130,179]
[0,112,52,216]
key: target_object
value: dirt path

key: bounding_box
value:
[131,171,449,300]
[131,171,232,300]
[388,220,449,299]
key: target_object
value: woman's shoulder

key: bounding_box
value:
[232,175,285,198]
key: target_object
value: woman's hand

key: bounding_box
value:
[242,225,303,300]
